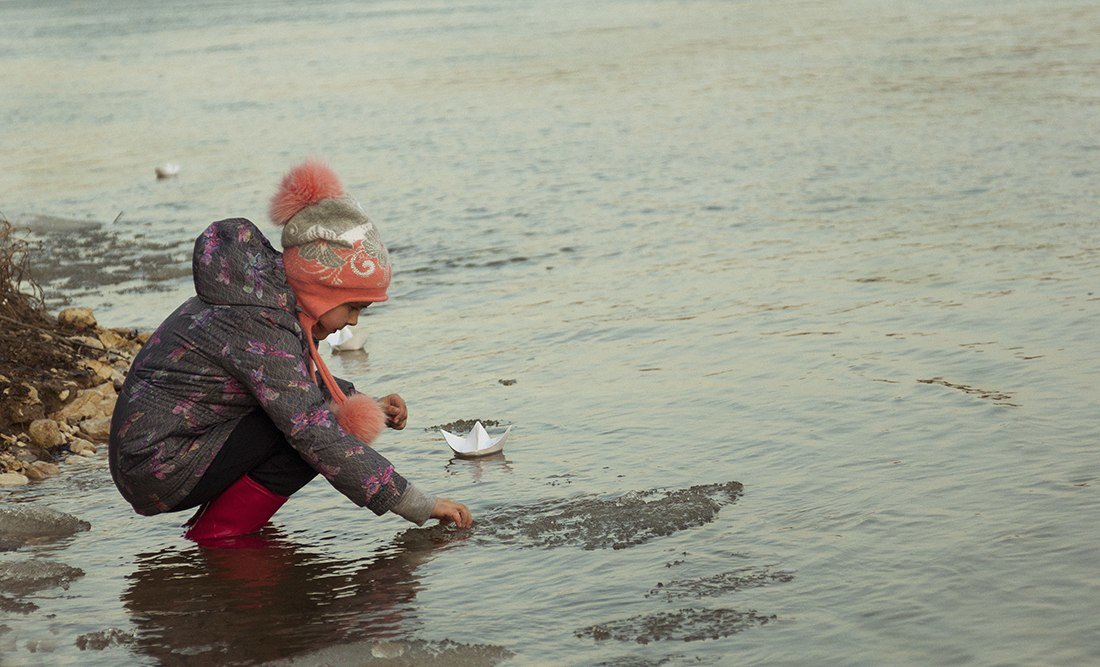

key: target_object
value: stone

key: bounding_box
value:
[79,416,113,443]
[69,438,98,455]
[52,384,116,425]
[0,473,29,486]
[57,307,96,330]
[0,506,90,550]
[97,329,132,351]
[27,420,65,449]
[77,359,114,384]
[29,461,59,477]
[70,335,105,351]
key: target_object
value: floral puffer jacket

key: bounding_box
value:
[108,218,407,516]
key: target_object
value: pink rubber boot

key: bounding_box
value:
[184,475,288,545]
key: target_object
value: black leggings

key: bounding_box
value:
[173,409,318,511]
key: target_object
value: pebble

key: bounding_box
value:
[57,307,96,330]
[77,417,111,442]
[69,439,97,456]
[27,419,64,449]
[0,472,29,486]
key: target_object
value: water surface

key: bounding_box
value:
[1,0,1099,664]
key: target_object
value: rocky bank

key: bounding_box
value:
[0,307,145,487]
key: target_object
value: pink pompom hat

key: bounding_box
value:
[269,159,391,444]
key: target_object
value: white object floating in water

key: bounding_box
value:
[155,162,181,179]
[325,325,369,352]
[441,421,511,458]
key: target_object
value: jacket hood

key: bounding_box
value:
[192,218,295,310]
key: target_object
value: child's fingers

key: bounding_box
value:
[452,505,472,528]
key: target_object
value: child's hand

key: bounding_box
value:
[431,498,473,528]
[378,394,407,430]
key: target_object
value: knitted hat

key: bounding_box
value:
[269,159,389,444]
[270,159,391,318]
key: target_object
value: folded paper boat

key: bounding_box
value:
[325,326,369,352]
[440,421,511,458]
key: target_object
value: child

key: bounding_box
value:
[108,160,471,543]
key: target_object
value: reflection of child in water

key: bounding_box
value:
[108,160,471,543]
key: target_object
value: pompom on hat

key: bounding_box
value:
[270,159,391,444]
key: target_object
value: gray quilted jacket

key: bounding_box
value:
[109,218,427,520]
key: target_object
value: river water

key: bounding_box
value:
[1,0,1099,664]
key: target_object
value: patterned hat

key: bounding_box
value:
[268,159,389,444]
[270,159,391,322]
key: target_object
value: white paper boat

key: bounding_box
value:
[440,421,511,458]
[325,325,369,352]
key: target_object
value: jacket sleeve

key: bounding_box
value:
[332,375,357,398]
[218,307,407,515]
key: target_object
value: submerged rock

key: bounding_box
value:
[577,607,776,644]
[0,504,90,550]
[270,638,514,665]
[75,628,136,651]
[0,559,84,596]
[647,567,795,600]
[0,594,38,614]
[477,481,743,550]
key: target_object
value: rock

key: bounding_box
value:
[0,473,29,486]
[69,438,98,455]
[0,453,22,472]
[31,461,59,476]
[78,418,110,442]
[27,419,65,449]
[0,504,90,551]
[12,448,37,464]
[23,462,59,481]
[57,307,96,331]
[77,359,114,384]
[0,560,85,595]
[70,335,105,351]
[97,329,132,351]
[52,383,116,424]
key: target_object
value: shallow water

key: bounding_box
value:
[2,0,1099,664]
